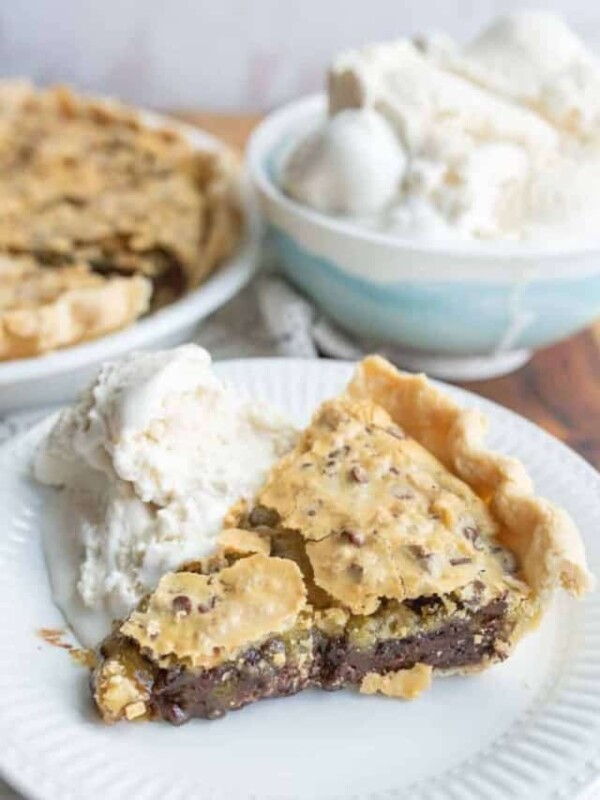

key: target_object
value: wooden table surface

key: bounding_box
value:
[179,112,600,470]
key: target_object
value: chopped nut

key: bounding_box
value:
[408,545,444,578]
[408,544,428,560]
[463,526,482,549]
[124,701,147,721]
[341,528,365,547]
[349,465,368,484]
[386,426,405,440]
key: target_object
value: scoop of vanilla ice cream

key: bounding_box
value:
[281,108,406,215]
[456,12,600,135]
[331,37,558,154]
[35,345,297,646]
[283,12,600,244]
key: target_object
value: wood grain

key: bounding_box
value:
[176,111,600,469]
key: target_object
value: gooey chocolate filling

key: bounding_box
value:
[96,595,510,724]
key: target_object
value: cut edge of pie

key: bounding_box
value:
[91,356,593,724]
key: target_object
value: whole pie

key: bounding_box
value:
[92,356,592,724]
[0,81,241,360]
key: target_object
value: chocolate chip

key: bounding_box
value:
[349,465,368,484]
[389,466,400,475]
[450,557,472,566]
[165,703,188,725]
[248,505,280,528]
[328,446,350,458]
[172,595,192,616]
[197,596,216,614]
[244,648,261,666]
[341,528,365,547]
[306,509,316,517]
[347,562,364,580]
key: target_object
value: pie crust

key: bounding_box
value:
[0,259,151,359]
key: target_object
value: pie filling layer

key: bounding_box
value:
[94,584,513,724]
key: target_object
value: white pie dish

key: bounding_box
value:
[0,357,599,800]
[0,112,262,414]
[247,95,600,380]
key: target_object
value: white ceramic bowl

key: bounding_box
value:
[0,112,262,412]
[248,95,600,379]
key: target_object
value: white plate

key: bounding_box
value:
[0,113,262,414]
[0,358,599,800]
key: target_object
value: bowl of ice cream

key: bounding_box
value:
[248,12,600,379]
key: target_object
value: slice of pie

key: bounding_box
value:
[92,356,592,724]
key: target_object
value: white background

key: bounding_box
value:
[1,0,599,111]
